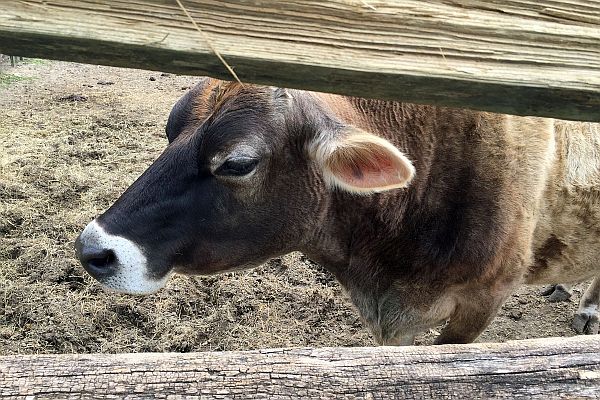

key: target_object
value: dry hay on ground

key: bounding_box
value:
[0,60,585,355]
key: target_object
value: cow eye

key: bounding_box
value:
[215,157,259,177]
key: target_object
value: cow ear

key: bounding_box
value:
[166,78,217,143]
[271,87,293,112]
[272,87,292,101]
[312,128,415,193]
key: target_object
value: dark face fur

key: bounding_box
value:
[74,80,326,293]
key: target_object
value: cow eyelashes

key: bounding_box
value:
[214,157,259,177]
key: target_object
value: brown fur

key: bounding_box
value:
[526,121,600,334]
[306,98,562,344]
[304,93,600,343]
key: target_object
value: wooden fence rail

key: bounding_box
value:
[1,335,599,399]
[1,1,600,121]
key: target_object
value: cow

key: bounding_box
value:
[75,78,600,345]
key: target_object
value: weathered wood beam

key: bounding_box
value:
[1,335,599,399]
[0,1,599,121]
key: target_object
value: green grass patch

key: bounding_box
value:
[0,73,34,87]
[25,58,47,65]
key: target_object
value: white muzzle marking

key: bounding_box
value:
[79,220,170,294]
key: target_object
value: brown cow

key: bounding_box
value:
[75,78,600,344]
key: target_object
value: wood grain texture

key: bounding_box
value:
[0,1,599,121]
[1,335,599,399]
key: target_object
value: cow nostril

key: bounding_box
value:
[77,244,118,275]
[87,250,116,271]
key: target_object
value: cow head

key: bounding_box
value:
[75,78,414,294]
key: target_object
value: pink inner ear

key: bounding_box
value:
[333,151,405,189]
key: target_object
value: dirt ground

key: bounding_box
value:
[0,59,589,355]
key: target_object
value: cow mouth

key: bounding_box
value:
[172,259,264,276]
[97,270,173,295]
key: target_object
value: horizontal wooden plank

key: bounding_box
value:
[0,1,600,121]
[1,335,599,399]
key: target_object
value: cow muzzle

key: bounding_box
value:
[75,220,169,295]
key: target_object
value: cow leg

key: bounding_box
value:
[572,277,600,335]
[383,334,416,346]
[541,283,572,302]
[434,293,505,345]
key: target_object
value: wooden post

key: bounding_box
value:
[1,335,599,398]
[0,1,599,121]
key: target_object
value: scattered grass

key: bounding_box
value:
[0,73,34,87]
[0,59,584,356]
[0,60,371,355]
[25,58,47,65]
